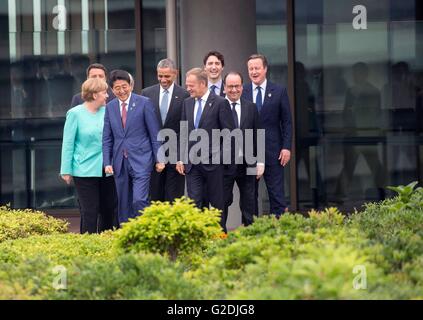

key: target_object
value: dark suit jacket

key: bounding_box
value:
[224,98,261,175]
[102,94,162,177]
[242,81,292,166]
[70,88,115,108]
[141,83,189,132]
[180,93,235,173]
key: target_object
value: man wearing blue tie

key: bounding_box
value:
[141,59,190,202]
[103,70,165,224]
[176,68,235,231]
[203,51,226,97]
[242,54,293,217]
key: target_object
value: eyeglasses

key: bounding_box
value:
[225,85,242,90]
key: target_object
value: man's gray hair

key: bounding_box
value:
[157,58,177,70]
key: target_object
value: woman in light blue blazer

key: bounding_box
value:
[60,78,117,233]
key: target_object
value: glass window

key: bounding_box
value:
[0,0,136,209]
[141,0,166,87]
[255,0,290,213]
[295,0,423,211]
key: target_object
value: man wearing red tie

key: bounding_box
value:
[103,70,165,224]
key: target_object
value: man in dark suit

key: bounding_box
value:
[242,54,293,217]
[204,51,226,97]
[141,58,189,202]
[70,63,115,107]
[176,68,235,231]
[103,70,165,224]
[222,71,264,228]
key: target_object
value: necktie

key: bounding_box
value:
[194,98,203,129]
[210,85,217,95]
[256,86,263,112]
[160,89,169,125]
[232,102,239,128]
[121,102,127,128]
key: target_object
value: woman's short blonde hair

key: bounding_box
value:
[81,78,108,102]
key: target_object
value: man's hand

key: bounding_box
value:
[155,162,165,173]
[105,165,114,175]
[61,174,72,185]
[278,149,291,167]
[176,161,185,175]
[256,164,265,180]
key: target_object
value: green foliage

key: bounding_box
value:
[0,233,116,265]
[49,253,202,300]
[1,184,423,300]
[115,197,223,261]
[0,254,202,300]
[0,206,68,243]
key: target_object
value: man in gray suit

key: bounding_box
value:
[142,59,190,202]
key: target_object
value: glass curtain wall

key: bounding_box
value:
[0,0,136,210]
[255,0,290,212]
[295,0,423,211]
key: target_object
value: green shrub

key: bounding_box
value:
[49,253,202,300]
[229,243,385,300]
[115,197,223,261]
[0,206,68,242]
[0,233,116,265]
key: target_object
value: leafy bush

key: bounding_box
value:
[115,197,222,261]
[0,254,202,300]
[0,233,116,265]
[50,253,202,300]
[350,184,423,272]
[0,206,68,242]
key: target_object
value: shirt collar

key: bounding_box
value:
[209,79,222,91]
[253,79,267,92]
[199,89,210,103]
[160,83,174,95]
[119,93,131,107]
[225,97,241,106]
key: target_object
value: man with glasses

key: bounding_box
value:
[222,71,263,229]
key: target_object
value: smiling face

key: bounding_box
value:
[94,89,108,106]
[112,79,132,102]
[204,55,224,82]
[248,58,267,86]
[224,74,243,103]
[185,74,207,98]
[157,67,177,90]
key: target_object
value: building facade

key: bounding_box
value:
[0,0,422,228]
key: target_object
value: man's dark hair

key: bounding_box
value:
[203,51,225,67]
[223,71,244,85]
[86,63,108,78]
[109,69,131,87]
[247,54,268,69]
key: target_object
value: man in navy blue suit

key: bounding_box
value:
[242,54,293,217]
[176,68,235,231]
[103,70,165,224]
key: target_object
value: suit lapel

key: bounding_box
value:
[240,99,248,129]
[113,99,125,135]
[187,98,195,129]
[153,85,162,126]
[165,86,180,126]
[125,94,137,132]
[199,94,215,128]
[263,82,274,107]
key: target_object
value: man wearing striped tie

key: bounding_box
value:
[141,59,189,203]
